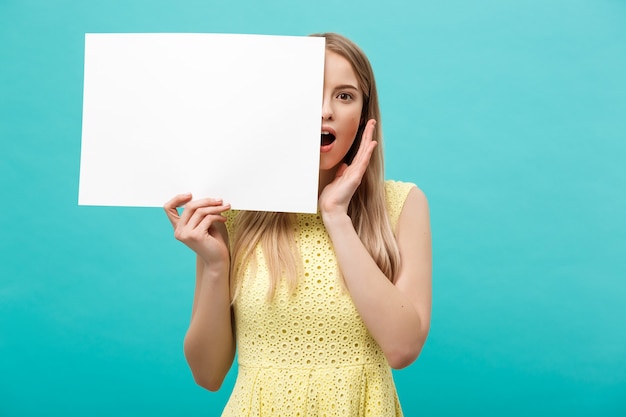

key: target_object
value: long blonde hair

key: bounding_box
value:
[229,33,401,301]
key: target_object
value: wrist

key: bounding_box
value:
[200,260,230,281]
[321,210,352,231]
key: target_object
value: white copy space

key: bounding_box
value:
[79,33,325,213]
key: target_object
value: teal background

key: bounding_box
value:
[1,0,625,415]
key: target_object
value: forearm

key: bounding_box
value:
[324,213,426,368]
[183,262,235,391]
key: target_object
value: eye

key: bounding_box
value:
[337,92,353,101]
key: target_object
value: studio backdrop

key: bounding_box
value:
[1,1,624,416]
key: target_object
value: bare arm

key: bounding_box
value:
[183,253,235,391]
[164,194,236,391]
[319,120,432,368]
[323,187,431,368]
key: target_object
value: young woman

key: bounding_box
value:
[164,32,432,416]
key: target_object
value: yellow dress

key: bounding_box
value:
[222,180,415,417]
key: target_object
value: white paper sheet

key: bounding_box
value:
[79,33,325,213]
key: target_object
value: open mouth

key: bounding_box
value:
[321,131,336,146]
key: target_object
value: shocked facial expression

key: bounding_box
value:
[319,50,364,172]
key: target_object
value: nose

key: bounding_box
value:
[321,95,333,120]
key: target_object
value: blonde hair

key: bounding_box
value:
[229,33,401,301]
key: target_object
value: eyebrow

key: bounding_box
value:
[334,84,359,91]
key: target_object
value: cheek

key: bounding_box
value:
[348,115,361,137]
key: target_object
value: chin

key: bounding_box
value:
[319,157,341,172]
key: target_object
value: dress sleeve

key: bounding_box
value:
[384,180,417,232]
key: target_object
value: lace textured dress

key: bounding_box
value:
[221,180,415,417]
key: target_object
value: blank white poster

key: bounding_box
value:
[79,33,325,213]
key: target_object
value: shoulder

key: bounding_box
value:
[384,180,425,230]
[395,183,430,244]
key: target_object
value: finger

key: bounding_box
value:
[177,213,228,243]
[184,197,226,209]
[164,193,193,227]
[195,213,228,237]
[179,197,225,226]
[362,119,376,144]
[186,204,231,230]
[350,140,377,180]
[352,119,376,166]
[164,193,193,210]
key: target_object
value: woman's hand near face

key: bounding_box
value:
[319,119,378,219]
[164,194,231,268]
